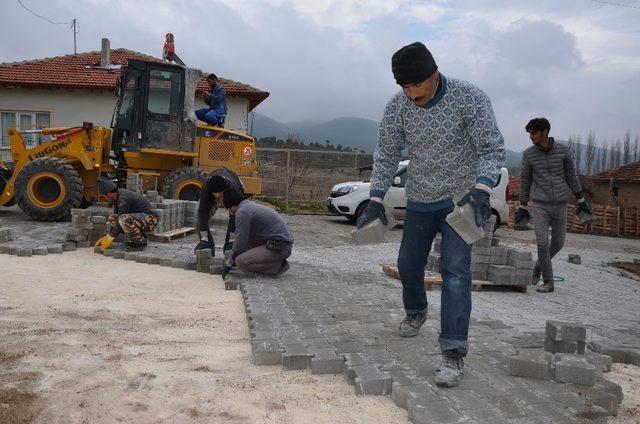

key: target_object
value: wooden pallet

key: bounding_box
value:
[381,263,527,293]
[148,226,196,243]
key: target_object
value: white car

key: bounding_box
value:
[327,162,510,228]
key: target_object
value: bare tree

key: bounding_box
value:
[635,135,639,163]
[600,140,609,172]
[623,131,631,165]
[585,132,596,175]
[574,135,583,174]
[609,139,622,170]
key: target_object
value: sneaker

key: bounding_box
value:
[274,259,290,277]
[536,281,555,293]
[434,351,464,387]
[531,264,541,285]
[398,311,427,338]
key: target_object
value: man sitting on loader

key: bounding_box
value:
[195,73,227,127]
[95,177,159,252]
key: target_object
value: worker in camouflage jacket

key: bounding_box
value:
[95,177,159,252]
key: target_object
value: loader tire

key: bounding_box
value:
[14,157,84,221]
[161,167,208,201]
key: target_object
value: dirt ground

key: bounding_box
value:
[0,250,408,423]
[608,363,640,424]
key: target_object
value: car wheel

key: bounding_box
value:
[350,200,370,225]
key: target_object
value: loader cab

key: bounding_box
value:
[111,60,195,159]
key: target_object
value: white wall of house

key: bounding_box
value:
[0,86,251,160]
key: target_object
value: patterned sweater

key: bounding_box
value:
[370,75,505,211]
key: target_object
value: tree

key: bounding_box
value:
[585,132,596,175]
[623,131,631,165]
[634,135,639,163]
[600,140,609,172]
[574,135,583,174]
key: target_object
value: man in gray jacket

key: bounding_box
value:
[223,189,293,276]
[515,118,592,293]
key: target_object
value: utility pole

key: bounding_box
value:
[72,18,77,54]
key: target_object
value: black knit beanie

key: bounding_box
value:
[223,188,244,209]
[98,177,118,195]
[209,175,229,193]
[392,42,438,85]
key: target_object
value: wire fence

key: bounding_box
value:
[256,148,374,206]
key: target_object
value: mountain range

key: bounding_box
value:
[251,113,523,169]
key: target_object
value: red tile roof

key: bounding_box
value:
[0,48,269,110]
[591,161,640,184]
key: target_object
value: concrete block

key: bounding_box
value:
[489,254,507,265]
[545,320,587,342]
[491,246,508,257]
[33,246,48,255]
[470,262,489,273]
[410,400,464,424]
[124,252,139,261]
[225,279,239,290]
[170,258,187,268]
[0,245,11,254]
[252,340,284,365]
[8,246,18,255]
[103,249,115,257]
[568,254,581,264]
[90,215,107,224]
[184,261,197,271]
[112,250,125,259]
[159,257,173,267]
[311,348,344,374]
[584,352,613,373]
[471,253,491,264]
[135,255,150,264]
[545,337,586,354]
[94,246,103,254]
[351,365,392,395]
[282,344,312,370]
[509,350,553,379]
[46,245,64,254]
[17,248,33,257]
[594,378,623,403]
[195,248,213,259]
[586,390,619,416]
[147,256,160,265]
[77,240,91,248]
[554,358,596,386]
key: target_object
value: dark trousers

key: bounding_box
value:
[397,206,473,355]
[235,243,292,275]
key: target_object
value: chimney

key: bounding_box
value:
[100,38,111,67]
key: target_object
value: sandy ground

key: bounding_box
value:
[0,250,408,423]
[608,363,640,424]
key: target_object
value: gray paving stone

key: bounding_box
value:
[310,348,344,374]
[170,258,187,268]
[545,320,587,342]
[410,400,464,424]
[544,337,586,354]
[252,340,283,365]
[124,252,139,261]
[17,248,33,257]
[113,250,125,259]
[159,257,173,267]
[509,349,553,379]
[352,364,392,395]
[554,358,596,386]
[33,246,48,255]
[282,344,312,370]
[46,245,64,254]
[594,377,623,403]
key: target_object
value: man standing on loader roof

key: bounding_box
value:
[515,117,592,293]
[194,167,244,255]
[358,41,505,387]
[195,74,227,127]
[95,177,159,252]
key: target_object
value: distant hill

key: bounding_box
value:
[252,113,525,164]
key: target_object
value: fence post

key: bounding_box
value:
[285,150,291,209]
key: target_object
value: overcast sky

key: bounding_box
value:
[1,0,639,151]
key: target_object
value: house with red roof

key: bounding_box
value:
[0,39,269,161]
[589,161,640,208]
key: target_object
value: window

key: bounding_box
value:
[0,111,51,161]
[147,69,182,116]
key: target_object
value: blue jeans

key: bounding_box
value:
[195,108,223,126]
[397,206,473,355]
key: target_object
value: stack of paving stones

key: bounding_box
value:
[67,208,108,248]
[0,219,13,243]
[509,320,624,417]
[222,266,622,423]
[153,199,189,234]
[126,172,142,193]
[195,248,224,274]
[427,215,536,287]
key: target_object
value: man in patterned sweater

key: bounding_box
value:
[357,42,505,387]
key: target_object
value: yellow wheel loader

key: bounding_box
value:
[0,59,262,221]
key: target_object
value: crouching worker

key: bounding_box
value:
[195,168,244,255]
[223,189,293,276]
[95,177,159,252]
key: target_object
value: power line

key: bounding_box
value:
[591,0,640,10]
[16,0,71,24]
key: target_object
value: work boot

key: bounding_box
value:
[398,311,427,338]
[536,281,554,293]
[531,263,541,285]
[274,259,290,277]
[434,350,465,387]
[125,240,147,252]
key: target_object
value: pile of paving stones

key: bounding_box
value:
[67,208,108,247]
[509,320,623,416]
[427,216,536,286]
[0,219,12,242]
